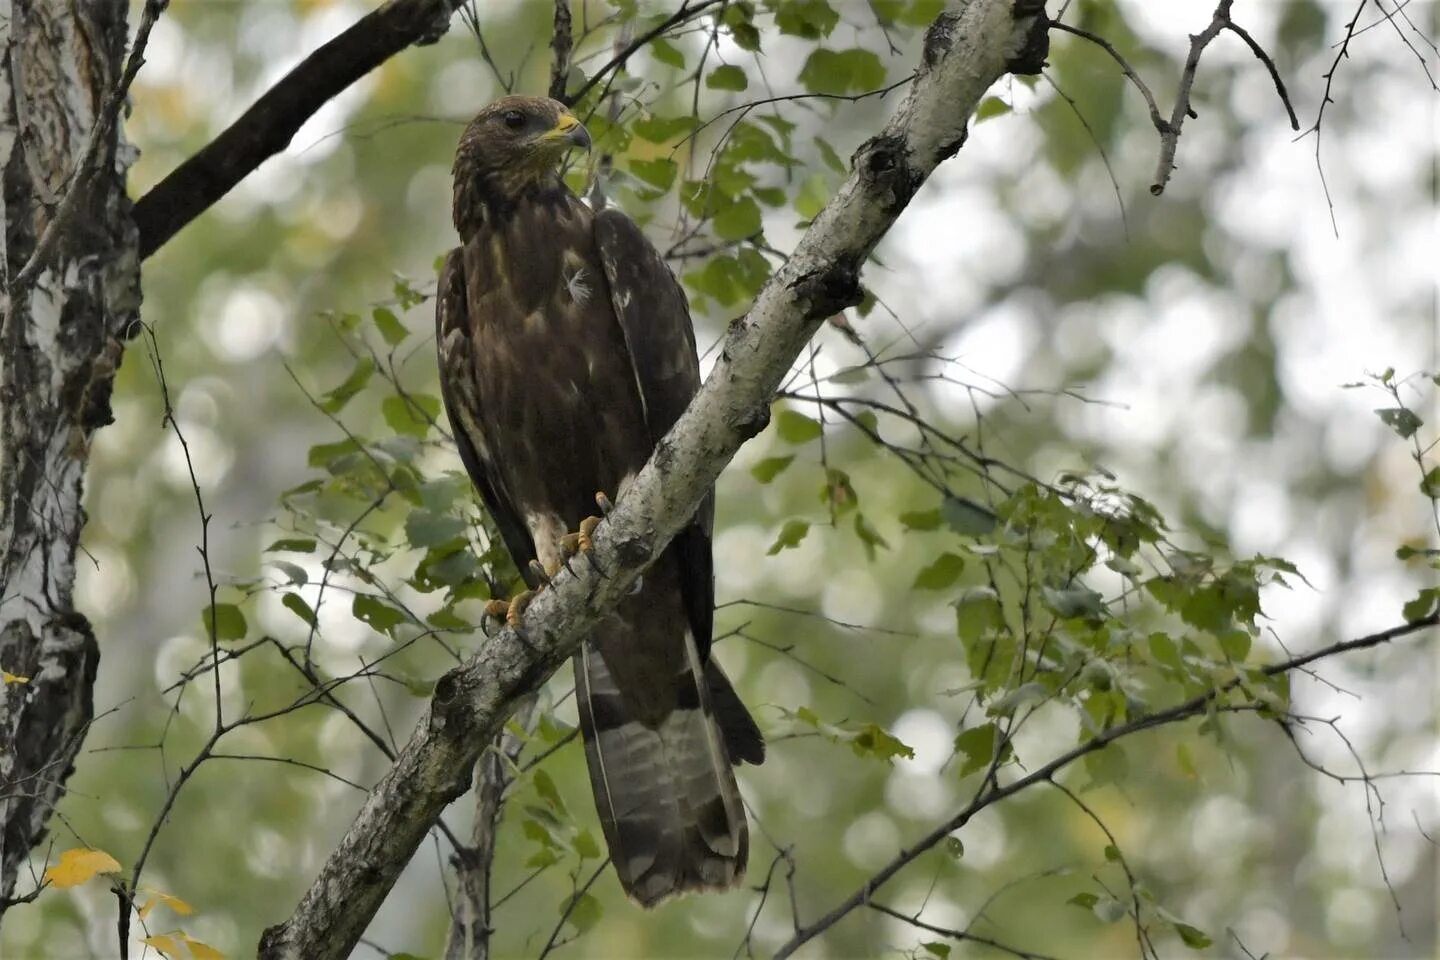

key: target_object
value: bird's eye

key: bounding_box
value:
[502,110,525,130]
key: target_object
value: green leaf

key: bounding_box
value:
[798,48,886,95]
[853,513,889,560]
[1176,742,1198,779]
[1103,844,1120,862]
[751,455,796,483]
[353,594,406,634]
[794,173,830,220]
[268,560,308,586]
[628,157,677,190]
[1042,584,1105,621]
[307,438,363,470]
[320,358,375,414]
[942,496,997,535]
[426,606,469,631]
[913,552,965,590]
[201,603,247,642]
[848,723,914,762]
[900,508,942,531]
[406,510,466,548]
[562,892,602,933]
[987,682,1049,717]
[632,115,695,143]
[650,38,684,69]
[713,194,762,240]
[1420,466,1440,499]
[532,769,566,812]
[1218,628,1251,662]
[282,592,318,629]
[574,829,601,860]
[266,537,317,553]
[1402,587,1438,623]
[776,409,824,443]
[776,0,839,38]
[1148,632,1182,670]
[954,722,1000,777]
[382,394,441,438]
[921,943,951,959]
[371,307,408,346]
[706,64,748,91]
[767,519,811,555]
[815,137,847,174]
[1375,406,1422,438]
[1068,892,1099,910]
[975,96,1011,122]
[954,589,1002,644]
[1173,923,1213,949]
[1084,744,1128,786]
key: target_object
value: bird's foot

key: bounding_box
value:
[558,492,611,577]
[482,589,536,634]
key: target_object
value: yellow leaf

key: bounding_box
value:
[138,887,194,919]
[44,848,122,888]
[141,934,181,959]
[1,671,29,684]
[182,934,225,960]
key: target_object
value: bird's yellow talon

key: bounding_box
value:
[506,589,535,628]
[578,515,602,552]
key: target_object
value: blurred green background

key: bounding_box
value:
[3,1,1436,957]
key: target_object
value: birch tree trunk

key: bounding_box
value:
[0,0,139,911]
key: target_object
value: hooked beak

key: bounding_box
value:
[545,111,592,151]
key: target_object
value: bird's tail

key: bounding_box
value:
[574,633,757,906]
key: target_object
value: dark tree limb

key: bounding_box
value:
[131,0,464,259]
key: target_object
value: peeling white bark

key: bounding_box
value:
[0,0,138,912]
[259,1,1043,956]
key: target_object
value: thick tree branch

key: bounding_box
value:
[131,0,463,259]
[256,2,1044,957]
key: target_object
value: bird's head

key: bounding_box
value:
[454,95,592,195]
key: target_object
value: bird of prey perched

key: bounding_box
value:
[435,95,764,906]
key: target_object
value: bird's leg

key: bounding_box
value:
[558,491,611,577]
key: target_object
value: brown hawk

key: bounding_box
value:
[435,96,764,906]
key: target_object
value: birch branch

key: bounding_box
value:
[258,2,1047,957]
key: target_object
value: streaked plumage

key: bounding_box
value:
[436,96,763,906]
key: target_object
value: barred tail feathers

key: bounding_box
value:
[574,636,748,906]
